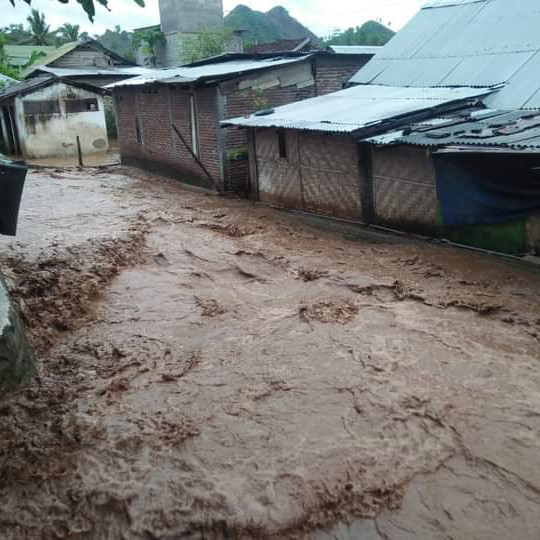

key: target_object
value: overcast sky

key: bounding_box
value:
[3,0,424,38]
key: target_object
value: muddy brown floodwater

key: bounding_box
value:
[0,166,540,539]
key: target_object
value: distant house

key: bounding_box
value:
[225,0,540,255]
[0,39,153,160]
[22,39,150,89]
[0,77,108,159]
[109,51,375,192]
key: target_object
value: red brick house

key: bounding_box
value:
[109,51,374,192]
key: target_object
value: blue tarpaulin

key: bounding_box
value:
[434,153,540,225]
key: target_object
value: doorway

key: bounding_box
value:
[1,106,21,156]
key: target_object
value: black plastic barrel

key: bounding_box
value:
[0,158,27,236]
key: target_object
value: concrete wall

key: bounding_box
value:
[159,0,223,35]
[15,82,108,159]
[254,128,362,221]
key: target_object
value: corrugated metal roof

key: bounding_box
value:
[30,66,154,78]
[106,55,312,89]
[5,45,55,67]
[329,46,382,55]
[222,84,491,134]
[350,0,540,110]
[22,39,136,79]
[366,109,540,149]
[0,77,56,101]
[0,76,104,102]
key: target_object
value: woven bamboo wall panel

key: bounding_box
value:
[299,133,357,172]
[302,168,361,221]
[373,176,437,226]
[258,160,303,209]
[373,146,436,186]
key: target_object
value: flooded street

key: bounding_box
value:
[1,166,540,539]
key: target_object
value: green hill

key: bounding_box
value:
[225,4,318,45]
[324,20,395,46]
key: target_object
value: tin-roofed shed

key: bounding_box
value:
[108,51,376,192]
[0,77,108,160]
[222,0,540,254]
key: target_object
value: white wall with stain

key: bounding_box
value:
[14,81,108,159]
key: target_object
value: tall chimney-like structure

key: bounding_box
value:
[158,0,224,66]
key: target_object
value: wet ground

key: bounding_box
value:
[0,166,539,539]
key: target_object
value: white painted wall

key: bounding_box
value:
[15,81,108,159]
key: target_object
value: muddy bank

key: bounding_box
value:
[0,167,539,539]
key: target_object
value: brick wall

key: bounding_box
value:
[114,56,368,192]
[255,127,362,221]
[115,85,221,190]
[315,56,372,96]
[115,87,139,161]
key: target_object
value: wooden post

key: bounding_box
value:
[76,136,84,168]
[356,142,374,224]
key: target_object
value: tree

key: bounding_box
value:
[25,9,53,45]
[0,32,20,85]
[1,24,31,44]
[132,28,165,67]
[99,25,133,58]
[181,28,233,64]
[59,23,80,42]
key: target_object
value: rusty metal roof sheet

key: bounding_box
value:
[222,84,491,134]
[106,55,312,89]
[350,0,540,110]
[366,109,540,149]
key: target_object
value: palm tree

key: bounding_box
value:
[25,9,52,45]
[59,23,80,43]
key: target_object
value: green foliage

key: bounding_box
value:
[181,28,233,64]
[59,23,80,42]
[0,24,30,44]
[25,9,53,45]
[23,49,46,68]
[225,5,282,45]
[243,86,269,112]
[324,20,394,46]
[104,97,117,138]
[0,31,20,81]
[132,27,165,66]
[224,5,319,47]
[99,25,133,59]
[228,147,248,160]
[0,30,43,81]
[5,0,145,23]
